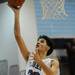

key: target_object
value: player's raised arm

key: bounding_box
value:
[8,5,30,61]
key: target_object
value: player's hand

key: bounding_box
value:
[33,50,42,64]
[8,4,20,14]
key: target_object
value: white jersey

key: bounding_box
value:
[25,54,60,75]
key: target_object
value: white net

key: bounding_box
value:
[40,0,68,19]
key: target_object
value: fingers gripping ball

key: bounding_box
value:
[8,0,25,9]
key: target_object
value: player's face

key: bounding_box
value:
[36,38,50,52]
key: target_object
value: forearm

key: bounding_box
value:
[14,11,21,36]
[38,60,53,75]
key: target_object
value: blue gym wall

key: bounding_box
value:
[34,0,75,38]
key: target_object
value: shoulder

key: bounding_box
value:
[51,58,59,66]
[45,57,59,62]
[50,58,59,72]
[43,57,59,67]
[43,57,52,63]
[53,58,59,63]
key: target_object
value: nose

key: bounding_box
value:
[37,42,40,44]
[36,42,40,47]
[36,42,40,46]
[37,41,41,45]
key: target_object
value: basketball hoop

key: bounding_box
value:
[40,0,68,19]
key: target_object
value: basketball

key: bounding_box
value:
[8,0,25,9]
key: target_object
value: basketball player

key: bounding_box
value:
[8,5,59,75]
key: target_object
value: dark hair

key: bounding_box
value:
[38,35,54,56]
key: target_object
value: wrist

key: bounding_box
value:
[15,11,19,15]
[15,11,20,18]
